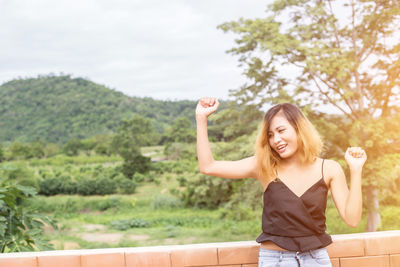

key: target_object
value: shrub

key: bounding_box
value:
[76,178,96,195]
[151,195,183,210]
[117,178,136,194]
[380,206,400,230]
[110,219,150,230]
[94,176,117,195]
[76,177,117,196]
[132,172,145,183]
[60,178,78,195]
[175,173,233,209]
[0,174,57,252]
[25,195,136,214]
[39,177,63,196]
[39,176,77,196]
[164,142,196,161]
[121,155,151,178]
[177,175,187,186]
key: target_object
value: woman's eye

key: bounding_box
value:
[279,129,285,133]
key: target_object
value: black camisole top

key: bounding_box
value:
[256,159,332,252]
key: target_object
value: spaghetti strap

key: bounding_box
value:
[321,159,325,178]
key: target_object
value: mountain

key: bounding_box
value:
[0,75,197,144]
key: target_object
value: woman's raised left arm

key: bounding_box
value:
[328,147,367,227]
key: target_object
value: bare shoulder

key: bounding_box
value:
[322,159,344,186]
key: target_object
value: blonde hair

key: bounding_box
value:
[255,103,323,183]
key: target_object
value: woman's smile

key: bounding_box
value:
[268,113,299,159]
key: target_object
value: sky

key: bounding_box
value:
[0,0,270,101]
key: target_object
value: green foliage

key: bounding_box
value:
[113,115,158,157]
[209,102,263,142]
[0,168,57,252]
[110,219,150,230]
[114,175,137,194]
[25,195,136,214]
[63,139,83,156]
[76,177,116,196]
[164,142,196,160]
[379,206,400,230]
[0,75,199,144]
[0,146,4,162]
[219,0,400,230]
[132,172,145,183]
[164,225,179,238]
[35,163,137,196]
[113,115,155,177]
[0,162,37,190]
[163,117,196,144]
[8,142,33,160]
[151,161,196,174]
[175,173,234,209]
[151,195,183,210]
[30,142,45,159]
[39,176,120,196]
[213,133,257,161]
[29,154,121,166]
[220,178,264,221]
[121,155,151,178]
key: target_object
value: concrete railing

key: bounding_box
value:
[1,230,399,267]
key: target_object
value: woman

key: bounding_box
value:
[196,97,367,267]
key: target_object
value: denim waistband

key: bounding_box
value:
[259,247,327,258]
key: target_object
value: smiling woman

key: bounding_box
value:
[195,97,367,267]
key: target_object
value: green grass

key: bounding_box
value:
[10,147,400,250]
[28,154,122,166]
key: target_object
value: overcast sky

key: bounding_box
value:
[0,0,271,101]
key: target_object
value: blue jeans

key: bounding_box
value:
[258,247,332,267]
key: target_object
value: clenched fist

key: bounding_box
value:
[196,97,219,118]
[345,147,367,172]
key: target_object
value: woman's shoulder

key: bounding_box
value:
[321,158,343,171]
[320,158,344,184]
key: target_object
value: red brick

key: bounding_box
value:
[81,252,124,267]
[126,251,171,267]
[330,258,339,267]
[218,245,258,265]
[340,255,390,267]
[365,235,400,256]
[170,247,218,267]
[390,254,400,267]
[0,257,37,267]
[327,238,364,257]
[38,255,80,267]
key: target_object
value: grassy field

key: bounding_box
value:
[12,147,399,250]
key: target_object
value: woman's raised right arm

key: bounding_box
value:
[196,97,258,179]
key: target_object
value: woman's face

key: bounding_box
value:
[268,113,299,159]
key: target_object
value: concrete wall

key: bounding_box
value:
[1,230,399,267]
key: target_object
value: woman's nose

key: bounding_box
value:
[273,133,281,144]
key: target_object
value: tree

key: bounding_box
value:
[208,101,263,142]
[30,141,45,158]
[219,0,400,231]
[63,139,83,156]
[164,117,196,144]
[0,166,57,252]
[112,115,157,177]
[8,142,32,160]
[0,146,4,163]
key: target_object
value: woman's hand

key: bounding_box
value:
[196,97,219,118]
[345,147,367,172]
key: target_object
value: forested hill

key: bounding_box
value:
[0,75,197,144]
